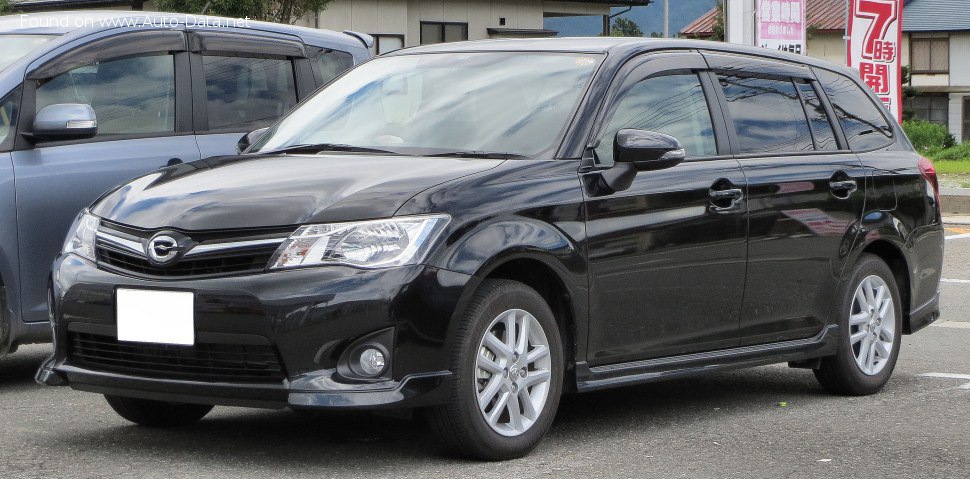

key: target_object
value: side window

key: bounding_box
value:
[718,75,814,153]
[0,88,18,150]
[595,73,717,165]
[815,68,894,151]
[796,81,839,151]
[202,56,297,131]
[314,50,354,85]
[35,54,176,136]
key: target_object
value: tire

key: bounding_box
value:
[104,395,213,427]
[427,279,564,460]
[814,253,903,396]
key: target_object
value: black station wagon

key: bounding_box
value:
[38,38,944,460]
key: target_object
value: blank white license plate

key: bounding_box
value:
[116,289,194,345]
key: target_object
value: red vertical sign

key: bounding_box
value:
[847,0,903,123]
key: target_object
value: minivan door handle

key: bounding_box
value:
[829,179,858,198]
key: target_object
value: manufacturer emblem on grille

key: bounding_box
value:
[146,234,182,265]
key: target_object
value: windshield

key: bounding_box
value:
[0,35,57,71]
[252,52,603,157]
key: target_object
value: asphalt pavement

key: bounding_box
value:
[2,228,969,478]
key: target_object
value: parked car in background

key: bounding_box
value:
[37,38,943,460]
[0,11,370,357]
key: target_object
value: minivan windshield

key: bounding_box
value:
[252,52,603,157]
[0,35,57,71]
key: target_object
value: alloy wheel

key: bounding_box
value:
[475,308,552,437]
[848,275,896,376]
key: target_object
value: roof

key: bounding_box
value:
[902,0,970,32]
[681,0,847,37]
[0,10,365,49]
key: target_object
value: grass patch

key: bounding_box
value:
[934,160,970,175]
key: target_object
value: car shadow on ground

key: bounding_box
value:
[0,345,50,388]
[25,363,844,466]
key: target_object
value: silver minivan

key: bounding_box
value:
[0,11,370,357]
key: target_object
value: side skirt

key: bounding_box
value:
[575,325,839,392]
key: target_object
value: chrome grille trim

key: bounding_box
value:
[95,231,143,256]
[183,237,286,257]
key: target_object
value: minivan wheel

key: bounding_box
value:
[814,254,902,396]
[427,279,563,460]
[104,395,214,427]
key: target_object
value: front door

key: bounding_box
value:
[12,34,201,323]
[584,55,748,365]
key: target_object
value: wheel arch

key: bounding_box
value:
[856,239,912,333]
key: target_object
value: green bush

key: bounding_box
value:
[903,119,955,152]
[928,142,970,162]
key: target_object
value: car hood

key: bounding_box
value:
[91,154,504,230]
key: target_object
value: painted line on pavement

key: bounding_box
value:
[941,278,970,284]
[931,321,970,329]
[918,373,970,389]
[946,227,970,234]
[945,233,970,240]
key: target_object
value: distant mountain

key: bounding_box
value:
[544,0,717,37]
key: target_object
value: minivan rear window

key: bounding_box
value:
[815,68,894,151]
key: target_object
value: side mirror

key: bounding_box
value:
[237,127,269,154]
[614,129,686,171]
[32,104,98,141]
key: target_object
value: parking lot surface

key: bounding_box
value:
[2,228,968,478]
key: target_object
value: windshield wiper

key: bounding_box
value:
[265,143,403,155]
[425,150,531,160]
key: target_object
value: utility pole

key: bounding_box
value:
[663,0,669,38]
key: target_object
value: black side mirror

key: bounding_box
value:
[614,129,686,171]
[237,127,269,154]
[32,104,98,141]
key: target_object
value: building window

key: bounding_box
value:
[906,93,949,125]
[911,37,949,74]
[420,22,468,45]
[372,34,405,55]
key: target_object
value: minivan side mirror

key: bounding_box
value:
[32,104,98,141]
[614,129,686,172]
[237,127,269,154]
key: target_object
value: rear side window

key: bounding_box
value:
[796,81,839,151]
[203,56,297,131]
[35,54,176,135]
[595,73,717,164]
[314,50,354,85]
[815,69,893,151]
[718,75,814,154]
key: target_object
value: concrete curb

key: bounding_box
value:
[941,195,970,216]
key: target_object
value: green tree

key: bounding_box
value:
[711,1,725,41]
[0,0,12,15]
[155,0,332,25]
[610,17,643,37]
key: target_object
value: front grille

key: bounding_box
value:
[68,331,286,383]
[97,245,276,278]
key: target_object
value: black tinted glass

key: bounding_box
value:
[596,73,717,164]
[719,75,814,154]
[797,81,839,151]
[0,88,17,150]
[315,50,354,85]
[203,56,297,131]
[815,69,893,151]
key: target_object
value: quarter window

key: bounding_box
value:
[35,54,176,136]
[815,68,894,151]
[0,88,17,150]
[595,73,717,165]
[718,75,814,154]
[796,81,839,151]
[203,56,297,131]
[314,50,354,85]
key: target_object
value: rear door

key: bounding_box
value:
[704,53,867,346]
[11,29,201,323]
[583,53,748,365]
[188,30,317,157]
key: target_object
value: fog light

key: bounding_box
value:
[359,348,386,376]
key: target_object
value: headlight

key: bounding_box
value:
[63,211,100,262]
[269,214,449,270]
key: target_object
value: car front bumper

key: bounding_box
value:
[39,254,474,410]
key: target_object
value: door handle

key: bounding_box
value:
[709,187,744,211]
[829,179,857,198]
